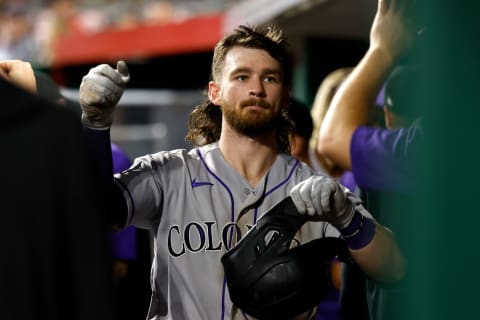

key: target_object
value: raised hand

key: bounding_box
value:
[79,61,130,129]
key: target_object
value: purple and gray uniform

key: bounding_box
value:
[114,142,372,320]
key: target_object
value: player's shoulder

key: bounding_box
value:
[353,122,422,146]
[130,147,194,168]
[184,142,224,162]
[132,143,218,167]
[275,152,316,181]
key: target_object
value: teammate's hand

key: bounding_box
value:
[290,175,356,229]
[79,60,130,129]
[369,0,416,62]
[0,59,36,93]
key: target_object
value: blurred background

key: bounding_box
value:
[0,0,376,157]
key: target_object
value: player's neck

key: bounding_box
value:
[219,130,278,187]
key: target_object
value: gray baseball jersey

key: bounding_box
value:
[114,142,343,320]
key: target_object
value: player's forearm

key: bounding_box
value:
[83,127,114,182]
[350,223,406,283]
[318,48,395,170]
[83,127,127,227]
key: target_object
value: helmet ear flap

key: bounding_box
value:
[221,197,349,319]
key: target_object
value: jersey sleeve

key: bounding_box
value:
[114,155,163,229]
[350,125,422,192]
[110,143,137,260]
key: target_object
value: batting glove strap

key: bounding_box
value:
[339,210,376,250]
[81,111,114,130]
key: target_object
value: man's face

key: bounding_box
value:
[209,47,287,136]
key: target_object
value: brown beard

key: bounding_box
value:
[222,99,281,136]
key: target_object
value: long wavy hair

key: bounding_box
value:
[185,25,294,153]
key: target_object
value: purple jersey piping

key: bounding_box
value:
[197,148,300,319]
[114,176,135,221]
[196,148,236,242]
[195,148,235,320]
[252,159,299,223]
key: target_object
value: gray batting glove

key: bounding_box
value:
[79,61,130,129]
[290,175,356,230]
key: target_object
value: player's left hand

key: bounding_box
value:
[290,175,355,229]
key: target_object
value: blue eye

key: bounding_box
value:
[264,76,278,83]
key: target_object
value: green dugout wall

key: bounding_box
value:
[405,1,480,319]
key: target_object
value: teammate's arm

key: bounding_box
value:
[348,218,405,283]
[79,61,130,227]
[290,175,406,283]
[317,0,415,170]
[0,59,37,92]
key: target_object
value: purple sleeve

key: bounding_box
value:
[83,128,114,188]
[339,171,357,193]
[111,143,132,173]
[83,128,129,228]
[350,125,422,192]
[110,143,137,260]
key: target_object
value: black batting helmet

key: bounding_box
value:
[221,196,349,320]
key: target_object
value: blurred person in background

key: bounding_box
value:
[309,67,357,193]
[317,0,422,319]
[0,1,36,61]
[0,60,116,320]
[31,0,79,65]
[0,58,151,320]
[288,97,314,166]
[309,68,352,177]
[310,67,385,194]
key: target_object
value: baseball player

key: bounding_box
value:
[79,23,405,320]
[318,0,419,193]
